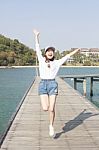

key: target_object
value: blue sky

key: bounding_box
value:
[0,0,99,51]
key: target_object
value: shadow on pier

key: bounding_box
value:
[54,109,99,139]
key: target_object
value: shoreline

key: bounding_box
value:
[0,65,99,69]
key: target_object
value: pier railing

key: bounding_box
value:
[59,74,99,96]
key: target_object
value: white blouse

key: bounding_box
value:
[35,37,70,79]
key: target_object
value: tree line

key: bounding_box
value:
[0,34,98,66]
[0,34,36,66]
[0,34,70,66]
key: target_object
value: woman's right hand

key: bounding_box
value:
[33,29,40,36]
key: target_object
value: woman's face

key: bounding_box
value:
[45,49,54,60]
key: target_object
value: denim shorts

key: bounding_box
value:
[38,79,58,95]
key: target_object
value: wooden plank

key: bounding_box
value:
[0,77,99,150]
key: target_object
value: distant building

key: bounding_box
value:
[89,48,99,56]
[79,48,99,57]
[67,57,74,63]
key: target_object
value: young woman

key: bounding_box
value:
[33,29,80,137]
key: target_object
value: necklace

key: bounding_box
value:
[45,60,50,68]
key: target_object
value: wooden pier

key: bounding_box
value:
[0,77,99,150]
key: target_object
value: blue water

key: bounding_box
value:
[0,68,36,135]
[0,67,99,137]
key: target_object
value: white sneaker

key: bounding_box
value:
[49,125,55,137]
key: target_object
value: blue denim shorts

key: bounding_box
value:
[38,79,58,95]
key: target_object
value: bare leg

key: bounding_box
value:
[49,95,57,126]
[40,94,49,111]
[40,94,57,137]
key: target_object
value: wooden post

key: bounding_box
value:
[36,56,39,76]
[83,79,86,96]
[90,77,93,96]
[74,78,77,90]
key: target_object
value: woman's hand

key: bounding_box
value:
[68,48,80,57]
[33,29,40,36]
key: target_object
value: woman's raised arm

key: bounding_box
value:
[33,29,43,61]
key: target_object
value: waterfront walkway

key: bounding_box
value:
[0,77,99,150]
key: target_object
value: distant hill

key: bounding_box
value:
[1,34,98,66]
[0,34,36,66]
